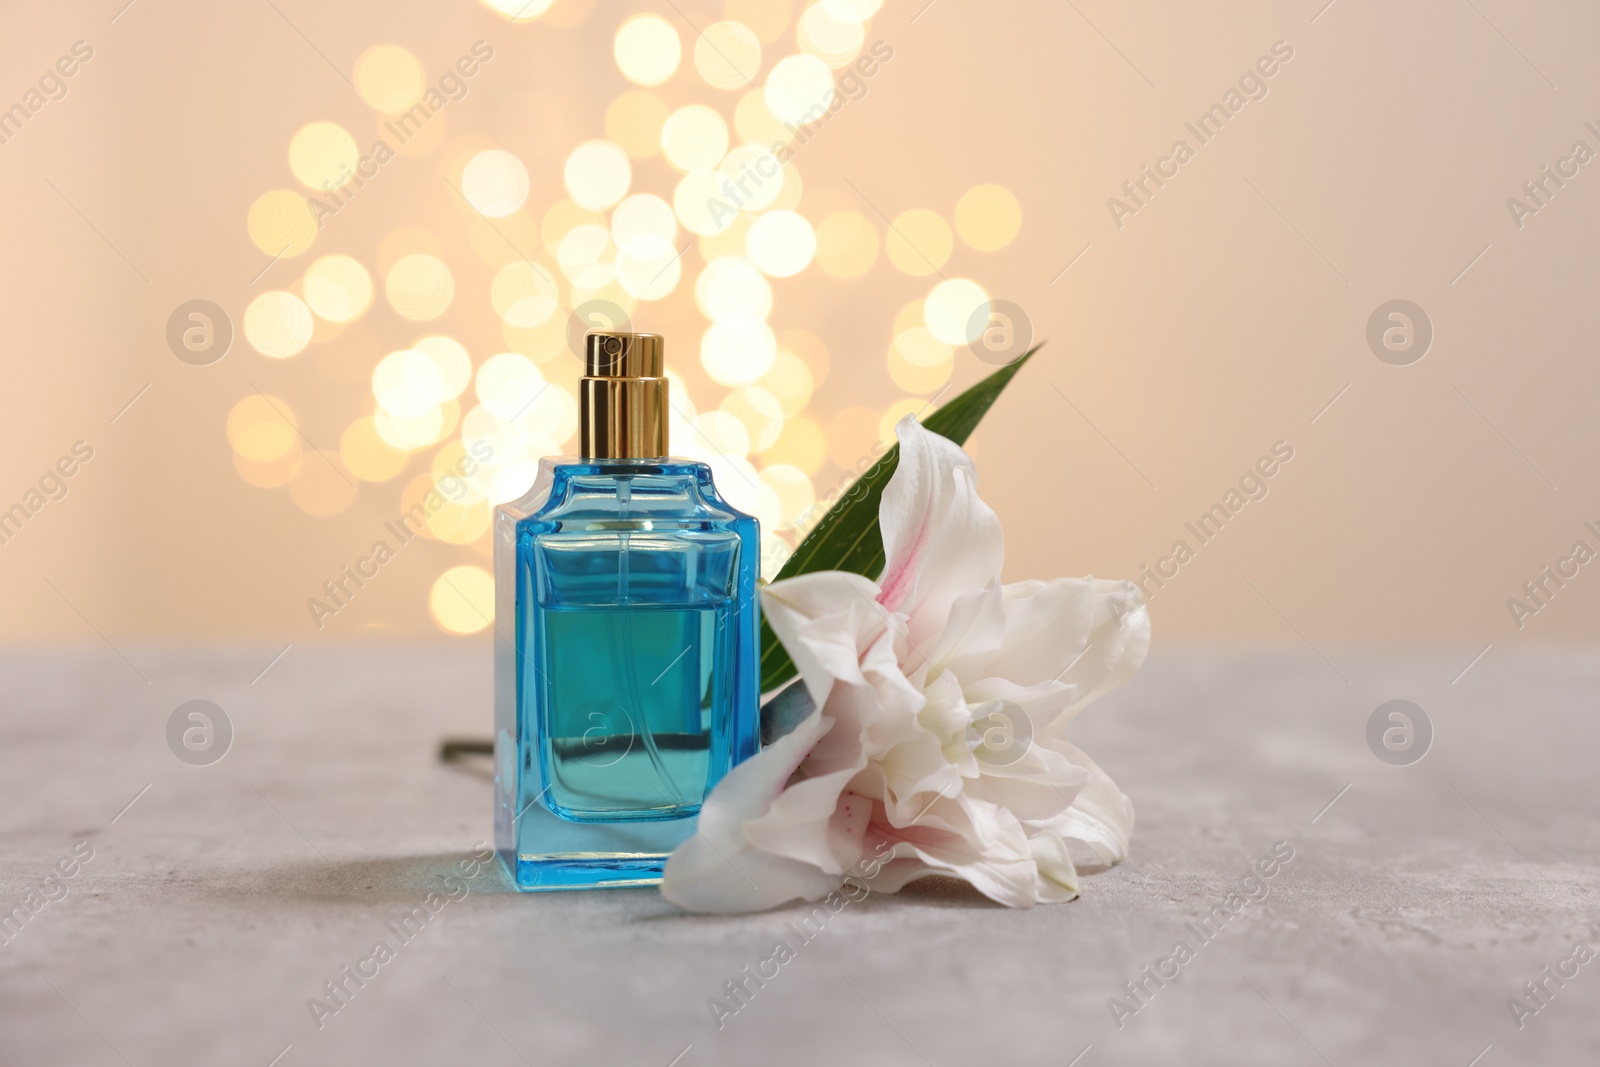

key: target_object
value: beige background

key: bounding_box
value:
[2,0,1596,655]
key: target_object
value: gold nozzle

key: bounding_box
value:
[579,331,668,459]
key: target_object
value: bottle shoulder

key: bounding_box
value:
[495,455,757,534]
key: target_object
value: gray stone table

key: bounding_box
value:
[1,645,1596,1066]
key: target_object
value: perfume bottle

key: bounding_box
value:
[493,331,760,891]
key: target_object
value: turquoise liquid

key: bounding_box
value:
[493,459,760,890]
[539,600,730,820]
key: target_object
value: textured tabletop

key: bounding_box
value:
[1,644,1595,1066]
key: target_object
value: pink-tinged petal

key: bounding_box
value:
[742,766,867,874]
[800,639,923,780]
[877,416,1004,648]
[876,804,1042,907]
[804,683,882,773]
[661,710,843,913]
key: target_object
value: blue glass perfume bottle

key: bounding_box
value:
[494,331,760,890]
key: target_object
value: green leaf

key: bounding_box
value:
[758,345,1040,692]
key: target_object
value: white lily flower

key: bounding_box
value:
[662,415,1150,912]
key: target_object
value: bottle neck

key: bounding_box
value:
[578,374,668,459]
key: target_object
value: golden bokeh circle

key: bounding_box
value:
[478,0,554,21]
[385,254,455,321]
[302,254,374,323]
[701,318,777,386]
[557,224,616,288]
[612,193,677,247]
[661,105,730,173]
[503,313,569,364]
[432,442,490,505]
[696,256,771,321]
[674,171,738,237]
[605,91,670,159]
[492,261,561,328]
[695,21,762,90]
[757,350,814,416]
[895,326,953,367]
[777,327,830,388]
[760,414,825,474]
[879,398,927,443]
[746,210,816,277]
[759,462,814,526]
[375,349,451,417]
[375,226,447,276]
[797,3,865,68]
[230,0,993,631]
[721,385,785,451]
[616,235,681,300]
[888,336,953,394]
[563,140,632,210]
[924,277,990,344]
[614,15,681,87]
[692,410,752,456]
[426,497,492,544]
[234,447,302,489]
[475,351,545,420]
[227,394,298,461]
[764,54,834,126]
[719,144,785,212]
[247,189,317,258]
[894,298,926,336]
[413,336,473,400]
[955,184,1022,251]
[541,199,605,248]
[341,417,409,482]
[354,45,426,113]
[886,209,952,276]
[377,404,451,453]
[734,88,791,149]
[243,291,315,358]
[430,565,495,634]
[462,149,531,217]
[288,121,359,192]
[827,0,885,17]
[697,212,753,261]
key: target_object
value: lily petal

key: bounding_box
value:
[761,571,884,707]
[660,710,844,913]
[877,416,1004,650]
[1034,741,1136,869]
[991,578,1151,723]
[664,413,1150,912]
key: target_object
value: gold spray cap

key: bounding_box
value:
[580,331,668,459]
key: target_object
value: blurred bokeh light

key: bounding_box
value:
[234,0,1012,634]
